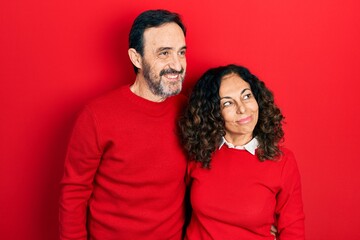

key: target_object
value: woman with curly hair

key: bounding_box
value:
[179,64,305,239]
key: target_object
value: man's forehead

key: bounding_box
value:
[143,23,185,48]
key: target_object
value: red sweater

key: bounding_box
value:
[59,85,187,240]
[186,146,305,240]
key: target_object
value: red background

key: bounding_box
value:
[1,1,359,239]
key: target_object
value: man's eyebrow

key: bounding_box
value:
[157,46,187,52]
[157,47,173,52]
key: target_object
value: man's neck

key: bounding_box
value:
[130,78,166,102]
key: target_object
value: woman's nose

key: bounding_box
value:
[235,102,246,114]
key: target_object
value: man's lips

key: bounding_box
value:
[160,68,184,78]
[163,73,179,79]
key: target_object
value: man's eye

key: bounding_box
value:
[179,50,186,56]
[160,51,169,56]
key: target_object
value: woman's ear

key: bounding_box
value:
[128,48,142,70]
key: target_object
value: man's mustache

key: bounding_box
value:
[160,68,184,76]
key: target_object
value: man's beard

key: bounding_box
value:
[142,61,185,98]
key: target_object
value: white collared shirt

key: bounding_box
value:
[219,137,259,155]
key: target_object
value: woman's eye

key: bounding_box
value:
[243,93,252,100]
[223,101,232,107]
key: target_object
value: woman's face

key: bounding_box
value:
[219,73,259,145]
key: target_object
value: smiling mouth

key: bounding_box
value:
[163,73,180,80]
[160,68,184,80]
[237,116,252,124]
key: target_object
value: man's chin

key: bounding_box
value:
[162,87,182,97]
[157,78,183,97]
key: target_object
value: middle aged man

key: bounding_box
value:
[59,10,188,240]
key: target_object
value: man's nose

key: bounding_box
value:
[168,53,183,71]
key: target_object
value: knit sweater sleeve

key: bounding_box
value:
[275,149,305,239]
[59,106,103,240]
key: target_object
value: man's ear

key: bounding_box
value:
[128,48,142,70]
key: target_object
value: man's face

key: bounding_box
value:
[140,22,187,99]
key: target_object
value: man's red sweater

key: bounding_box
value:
[59,85,187,239]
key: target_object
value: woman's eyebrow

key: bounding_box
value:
[241,88,251,95]
[220,96,232,100]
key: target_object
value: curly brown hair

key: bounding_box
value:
[179,64,284,168]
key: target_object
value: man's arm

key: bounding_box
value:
[59,107,102,240]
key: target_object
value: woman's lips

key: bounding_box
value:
[236,116,252,124]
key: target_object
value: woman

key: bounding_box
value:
[179,64,305,239]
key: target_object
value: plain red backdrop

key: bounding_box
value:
[1,1,359,239]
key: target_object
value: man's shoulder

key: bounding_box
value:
[176,92,188,102]
[78,85,130,118]
[87,85,129,107]
[167,92,188,109]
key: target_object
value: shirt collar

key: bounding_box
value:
[219,137,259,155]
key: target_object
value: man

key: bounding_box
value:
[59,10,188,239]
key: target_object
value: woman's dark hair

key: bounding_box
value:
[179,64,284,168]
[129,9,186,73]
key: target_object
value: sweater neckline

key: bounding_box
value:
[121,84,173,113]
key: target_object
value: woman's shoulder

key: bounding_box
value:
[277,146,298,166]
[277,146,302,178]
[279,146,295,157]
